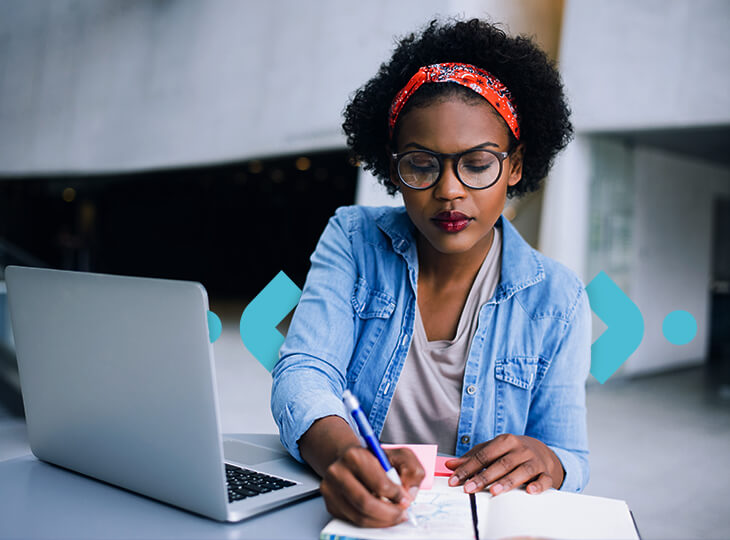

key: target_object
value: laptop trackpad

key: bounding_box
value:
[223,439,289,466]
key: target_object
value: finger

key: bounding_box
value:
[340,446,404,504]
[444,456,467,470]
[387,448,425,498]
[462,450,533,494]
[470,457,542,496]
[323,458,408,527]
[322,478,408,528]
[526,472,554,495]
[445,446,484,477]
[449,434,520,486]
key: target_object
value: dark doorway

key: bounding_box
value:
[708,196,730,395]
[0,150,358,299]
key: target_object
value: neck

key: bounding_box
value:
[416,227,495,286]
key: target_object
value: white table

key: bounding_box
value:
[0,433,331,540]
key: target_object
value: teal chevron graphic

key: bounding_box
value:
[585,271,644,383]
[239,271,302,372]
[224,269,693,382]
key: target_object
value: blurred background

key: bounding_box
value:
[0,1,728,537]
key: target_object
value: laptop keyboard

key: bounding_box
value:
[225,463,297,503]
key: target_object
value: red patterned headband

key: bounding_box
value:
[388,62,520,140]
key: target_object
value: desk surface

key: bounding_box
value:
[0,434,331,540]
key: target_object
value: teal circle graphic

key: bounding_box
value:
[662,310,697,345]
[207,310,222,343]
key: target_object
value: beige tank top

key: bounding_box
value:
[380,226,502,455]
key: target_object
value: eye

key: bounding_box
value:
[404,153,438,171]
[461,151,497,172]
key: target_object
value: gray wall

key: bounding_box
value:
[560,0,730,131]
[0,0,563,178]
[630,146,730,374]
[542,0,730,377]
[0,0,450,174]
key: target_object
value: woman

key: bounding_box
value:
[271,18,590,528]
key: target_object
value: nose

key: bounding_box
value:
[433,157,467,200]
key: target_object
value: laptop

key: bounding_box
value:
[5,265,320,522]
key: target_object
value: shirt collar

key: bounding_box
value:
[491,214,545,303]
[374,206,544,303]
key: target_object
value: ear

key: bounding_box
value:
[506,144,525,187]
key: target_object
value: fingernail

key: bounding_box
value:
[400,511,408,522]
[464,481,477,493]
[448,476,459,487]
[491,483,503,495]
[527,484,537,494]
[409,486,419,500]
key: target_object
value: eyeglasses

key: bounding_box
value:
[391,148,510,190]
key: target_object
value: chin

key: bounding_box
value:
[427,235,480,255]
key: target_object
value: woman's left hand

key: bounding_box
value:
[444,433,564,495]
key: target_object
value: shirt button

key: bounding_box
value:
[460,435,470,445]
[466,385,477,395]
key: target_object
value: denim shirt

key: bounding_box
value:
[271,205,591,493]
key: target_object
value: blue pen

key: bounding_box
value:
[342,390,418,527]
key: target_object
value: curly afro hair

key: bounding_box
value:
[342,18,573,198]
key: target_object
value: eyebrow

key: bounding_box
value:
[401,140,499,151]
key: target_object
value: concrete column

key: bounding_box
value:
[354,168,403,208]
[538,135,591,282]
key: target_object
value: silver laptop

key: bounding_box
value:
[5,265,319,522]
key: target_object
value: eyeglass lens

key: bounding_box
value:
[397,150,501,189]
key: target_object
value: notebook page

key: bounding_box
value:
[319,477,475,540]
[483,488,639,540]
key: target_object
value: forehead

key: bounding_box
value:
[394,98,510,153]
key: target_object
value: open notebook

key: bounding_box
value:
[320,476,640,540]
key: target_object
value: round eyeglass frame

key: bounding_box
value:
[391,148,511,190]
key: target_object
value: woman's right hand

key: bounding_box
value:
[298,416,424,528]
[320,445,423,527]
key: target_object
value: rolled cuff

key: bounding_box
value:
[548,445,589,493]
[275,389,350,463]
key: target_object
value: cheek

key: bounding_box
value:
[401,192,428,217]
[475,187,509,214]
[399,194,421,228]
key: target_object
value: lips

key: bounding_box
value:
[432,210,472,233]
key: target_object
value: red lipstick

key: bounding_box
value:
[432,210,472,233]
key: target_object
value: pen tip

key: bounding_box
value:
[407,510,418,527]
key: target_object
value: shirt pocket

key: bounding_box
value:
[494,357,540,434]
[348,277,396,382]
[495,357,539,390]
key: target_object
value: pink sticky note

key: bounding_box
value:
[435,455,455,477]
[382,444,437,490]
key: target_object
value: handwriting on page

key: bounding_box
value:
[320,478,476,539]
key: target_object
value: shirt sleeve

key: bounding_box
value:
[525,283,591,493]
[270,206,359,462]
